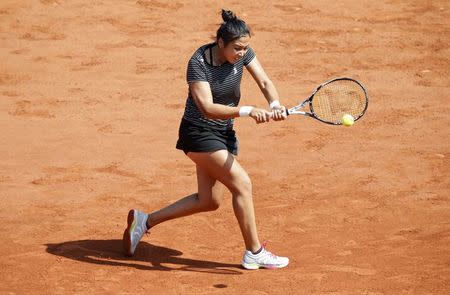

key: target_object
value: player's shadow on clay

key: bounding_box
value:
[45,239,242,275]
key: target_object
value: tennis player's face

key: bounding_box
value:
[223,35,250,64]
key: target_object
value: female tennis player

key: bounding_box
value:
[123,9,289,270]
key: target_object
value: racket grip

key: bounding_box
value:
[270,109,288,119]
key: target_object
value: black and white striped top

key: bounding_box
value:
[182,43,256,129]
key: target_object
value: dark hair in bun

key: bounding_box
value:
[221,10,237,22]
[216,9,251,46]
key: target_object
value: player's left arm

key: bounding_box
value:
[246,57,286,120]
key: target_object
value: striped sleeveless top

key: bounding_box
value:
[182,43,256,129]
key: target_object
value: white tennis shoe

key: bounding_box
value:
[242,243,289,270]
[123,209,148,256]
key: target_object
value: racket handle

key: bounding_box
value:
[269,109,288,119]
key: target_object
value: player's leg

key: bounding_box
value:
[146,165,224,229]
[187,150,261,253]
[188,150,289,269]
[123,163,223,256]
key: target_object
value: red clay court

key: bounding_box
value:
[1,1,449,294]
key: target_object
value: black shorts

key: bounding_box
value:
[176,119,239,155]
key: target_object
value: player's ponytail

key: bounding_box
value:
[216,9,251,46]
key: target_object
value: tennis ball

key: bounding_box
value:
[342,114,354,126]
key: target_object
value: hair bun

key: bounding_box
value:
[221,9,237,22]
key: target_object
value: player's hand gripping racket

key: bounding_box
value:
[284,77,369,125]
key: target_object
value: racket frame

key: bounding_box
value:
[286,77,369,125]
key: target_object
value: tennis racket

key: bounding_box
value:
[284,77,369,125]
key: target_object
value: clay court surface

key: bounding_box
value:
[1,0,449,294]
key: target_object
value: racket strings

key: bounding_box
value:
[311,80,367,124]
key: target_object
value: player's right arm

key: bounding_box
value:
[189,81,271,123]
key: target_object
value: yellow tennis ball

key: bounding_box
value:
[342,114,354,126]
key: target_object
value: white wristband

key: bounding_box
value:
[239,106,254,117]
[269,100,281,109]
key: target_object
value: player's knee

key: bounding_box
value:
[199,195,221,211]
[233,176,252,197]
[201,199,220,212]
[207,198,221,211]
[243,177,252,195]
